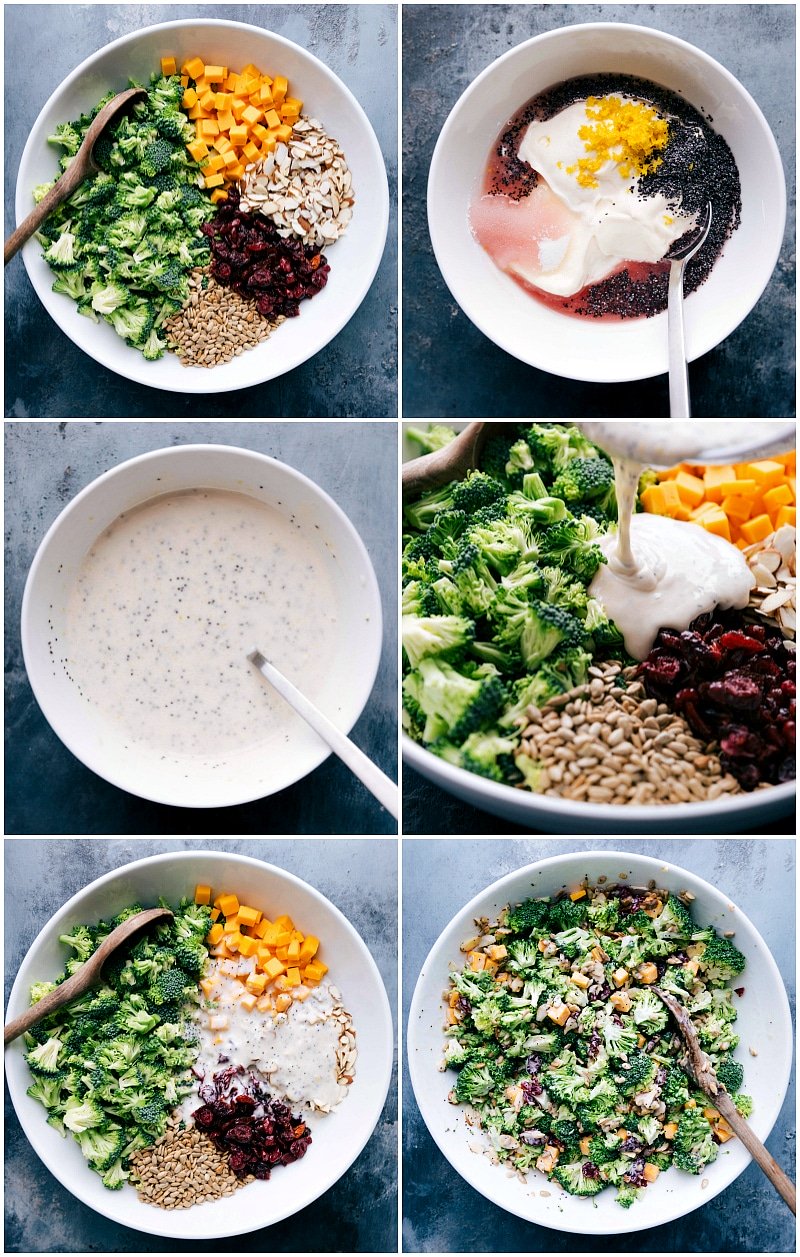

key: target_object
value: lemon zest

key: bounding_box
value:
[564,95,669,189]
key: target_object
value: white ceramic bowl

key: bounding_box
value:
[5,850,393,1239]
[22,444,383,808]
[428,22,786,383]
[408,849,793,1235]
[15,18,389,393]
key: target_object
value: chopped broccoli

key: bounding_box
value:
[700,936,746,984]
[733,1094,753,1117]
[403,657,506,744]
[715,1057,744,1094]
[405,424,457,453]
[25,1037,63,1076]
[506,898,552,935]
[549,457,617,519]
[552,1161,605,1197]
[672,1109,717,1174]
[402,614,476,669]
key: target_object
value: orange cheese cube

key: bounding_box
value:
[226,930,243,951]
[238,905,262,928]
[275,124,293,142]
[260,136,277,155]
[212,135,232,154]
[242,104,262,127]
[216,110,235,133]
[264,108,282,129]
[274,930,292,948]
[210,907,221,922]
[283,97,303,114]
[286,967,302,988]
[641,481,682,516]
[187,139,209,164]
[229,123,248,145]
[775,505,796,528]
[287,939,301,962]
[183,56,205,80]
[298,935,320,965]
[747,460,785,489]
[231,98,248,121]
[263,956,286,980]
[188,105,204,121]
[194,883,212,905]
[204,65,228,82]
[303,960,328,982]
[763,483,794,513]
[272,75,288,104]
[672,470,706,507]
[217,893,239,917]
[261,922,282,946]
[698,510,731,542]
[199,89,217,111]
[276,946,290,962]
[182,86,198,108]
[222,149,238,168]
[180,75,189,88]
[251,123,269,141]
[238,936,258,958]
[252,918,271,939]
[207,923,224,945]
[740,513,774,544]
[200,119,220,136]
[227,163,246,179]
[702,466,736,503]
[214,92,233,109]
[240,992,258,1012]
[205,152,225,173]
[720,494,754,523]
[245,972,268,995]
[199,976,216,997]
[258,84,274,106]
[209,941,233,959]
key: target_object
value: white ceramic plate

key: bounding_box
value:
[5,850,394,1239]
[428,23,786,383]
[15,19,389,393]
[408,850,793,1235]
[22,444,383,808]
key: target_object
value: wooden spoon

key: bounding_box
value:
[402,422,487,502]
[4,87,147,265]
[654,985,796,1213]
[4,906,172,1045]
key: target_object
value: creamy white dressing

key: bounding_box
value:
[64,488,339,759]
[184,969,349,1118]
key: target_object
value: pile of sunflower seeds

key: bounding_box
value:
[165,269,284,367]
[238,117,354,248]
[516,662,744,805]
[130,1121,251,1209]
[742,523,796,641]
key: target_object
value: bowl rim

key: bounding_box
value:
[407,847,793,1235]
[427,20,787,384]
[5,849,395,1240]
[15,16,390,394]
[20,443,384,808]
[403,733,796,828]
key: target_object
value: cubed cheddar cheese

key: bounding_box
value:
[775,505,796,528]
[747,460,785,489]
[242,104,262,127]
[263,956,286,980]
[182,87,198,109]
[240,993,258,1012]
[237,935,258,958]
[298,935,319,965]
[702,465,736,502]
[217,893,239,917]
[238,905,262,928]
[763,483,794,513]
[286,967,302,988]
[673,470,706,507]
[740,513,774,544]
[245,972,268,995]
[204,65,228,81]
[194,883,211,905]
[200,119,220,136]
[641,480,682,516]
[207,923,224,945]
[183,56,206,80]
[161,55,177,76]
[229,123,248,145]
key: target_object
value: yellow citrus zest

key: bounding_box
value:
[565,95,669,189]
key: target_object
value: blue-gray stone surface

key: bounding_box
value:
[402,837,796,1252]
[5,4,397,418]
[4,837,398,1253]
[4,422,397,834]
[402,4,795,417]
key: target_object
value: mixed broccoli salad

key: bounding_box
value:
[23,898,211,1189]
[443,881,750,1208]
[402,424,651,784]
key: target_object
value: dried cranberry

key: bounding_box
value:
[582,1162,600,1180]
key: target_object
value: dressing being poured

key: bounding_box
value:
[589,451,754,659]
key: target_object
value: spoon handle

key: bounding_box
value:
[4,968,92,1045]
[667,260,691,419]
[713,1090,796,1214]
[4,159,89,265]
[249,652,399,819]
[402,422,485,501]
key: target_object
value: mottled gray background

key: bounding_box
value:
[4,837,398,1253]
[403,837,796,1253]
[4,4,397,418]
[4,422,397,835]
[402,4,796,418]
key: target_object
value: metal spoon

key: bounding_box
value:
[248,650,398,819]
[4,87,147,265]
[666,201,713,419]
[654,985,796,1213]
[4,907,172,1045]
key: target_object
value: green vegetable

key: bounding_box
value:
[24,897,211,1190]
[34,71,213,359]
[443,879,750,1208]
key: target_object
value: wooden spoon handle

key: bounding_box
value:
[4,159,90,265]
[4,967,92,1044]
[714,1090,796,1214]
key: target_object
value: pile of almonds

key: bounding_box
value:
[742,523,796,641]
[515,661,743,806]
[238,117,354,248]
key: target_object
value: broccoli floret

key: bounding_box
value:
[588,1134,620,1166]
[586,898,620,932]
[454,1061,498,1104]
[140,138,174,177]
[548,897,588,932]
[506,898,552,936]
[101,1158,128,1190]
[716,1057,744,1094]
[552,1161,604,1197]
[672,1109,717,1174]
[629,989,668,1035]
[25,1037,63,1076]
[662,1066,691,1110]
[402,614,476,669]
[29,980,59,1004]
[147,968,192,1007]
[451,472,507,517]
[406,424,457,453]
[734,1094,753,1117]
[650,894,694,939]
[63,1095,105,1133]
[549,457,616,519]
[47,121,82,155]
[403,657,505,744]
[141,327,167,362]
[438,729,520,782]
[109,303,151,346]
[616,1186,641,1209]
[26,1073,65,1109]
[539,517,607,581]
[43,227,78,269]
[90,281,129,315]
[699,936,746,984]
[173,940,207,979]
[76,1125,126,1171]
[519,600,585,670]
[617,1051,658,1096]
[173,901,213,941]
[427,510,469,554]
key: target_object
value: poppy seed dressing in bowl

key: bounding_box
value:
[470,73,742,319]
[63,487,338,760]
